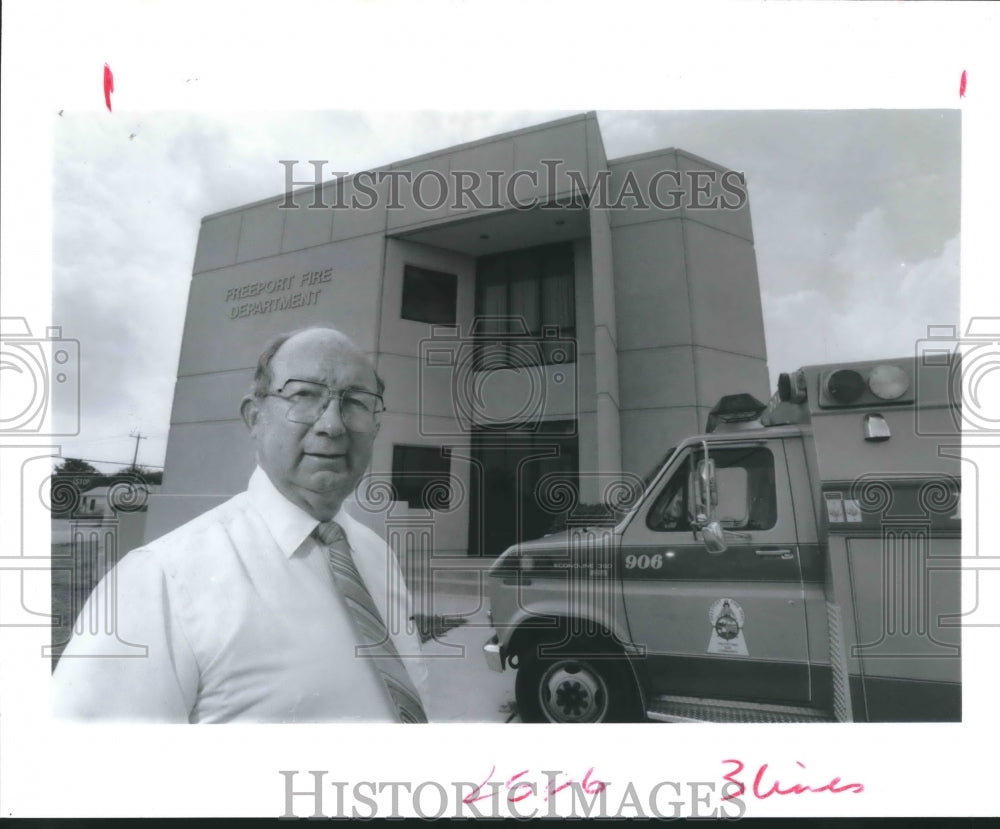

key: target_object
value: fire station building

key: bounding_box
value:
[146,112,770,557]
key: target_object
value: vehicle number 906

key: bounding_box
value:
[624,553,663,570]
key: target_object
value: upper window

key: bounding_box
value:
[402,265,457,325]
[474,243,575,369]
[391,444,452,510]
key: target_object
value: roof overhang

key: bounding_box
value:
[388,201,590,257]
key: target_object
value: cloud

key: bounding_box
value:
[53,114,207,467]
[763,210,959,384]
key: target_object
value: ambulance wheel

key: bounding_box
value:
[515,636,642,723]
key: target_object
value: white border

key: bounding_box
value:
[2,0,998,818]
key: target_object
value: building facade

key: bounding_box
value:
[146,112,770,558]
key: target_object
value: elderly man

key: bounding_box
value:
[53,327,428,723]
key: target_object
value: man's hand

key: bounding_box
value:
[412,613,469,643]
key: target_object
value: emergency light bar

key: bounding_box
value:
[778,370,808,404]
[778,361,913,409]
[819,362,912,408]
[706,393,768,432]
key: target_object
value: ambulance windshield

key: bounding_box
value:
[639,447,677,493]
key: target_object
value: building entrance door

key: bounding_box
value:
[469,423,578,557]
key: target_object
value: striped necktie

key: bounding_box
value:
[315,520,428,724]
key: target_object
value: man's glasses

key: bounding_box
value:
[262,379,384,432]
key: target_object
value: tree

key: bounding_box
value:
[50,458,100,517]
[108,465,162,486]
[53,458,100,491]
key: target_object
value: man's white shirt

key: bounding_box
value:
[52,468,429,722]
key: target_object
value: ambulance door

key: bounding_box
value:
[620,441,812,704]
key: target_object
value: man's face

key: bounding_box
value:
[242,330,379,520]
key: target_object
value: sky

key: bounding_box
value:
[50,108,960,472]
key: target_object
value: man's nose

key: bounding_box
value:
[311,395,348,435]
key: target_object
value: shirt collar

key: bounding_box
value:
[247,467,353,559]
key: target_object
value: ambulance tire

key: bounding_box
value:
[515,635,642,723]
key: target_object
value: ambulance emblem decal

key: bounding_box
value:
[708,598,749,656]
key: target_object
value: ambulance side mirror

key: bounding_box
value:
[693,455,717,518]
[693,443,727,553]
[700,520,728,554]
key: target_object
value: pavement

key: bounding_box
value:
[414,588,519,723]
[409,559,519,723]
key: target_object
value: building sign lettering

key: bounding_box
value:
[225,268,332,320]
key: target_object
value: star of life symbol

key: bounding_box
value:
[708,597,749,656]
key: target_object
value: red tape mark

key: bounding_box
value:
[959,70,967,99]
[104,63,115,112]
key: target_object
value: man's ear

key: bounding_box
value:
[240,395,261,433]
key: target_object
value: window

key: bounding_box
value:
[391,444,452,509]
[647,446,776,533]
[710,446,776,531]
[474,243,575,369]
[401,265,457,325]
[647,458,691,532]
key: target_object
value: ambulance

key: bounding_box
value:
[482,355,962,723]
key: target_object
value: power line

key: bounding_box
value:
[63,436,132,446]
[68,433,169,445]
[54,457,165,469]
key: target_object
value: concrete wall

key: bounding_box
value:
[608,149,769,477]
[372,238,475,556]
[384,114,597,234]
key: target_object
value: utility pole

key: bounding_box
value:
[129,430,148,471]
